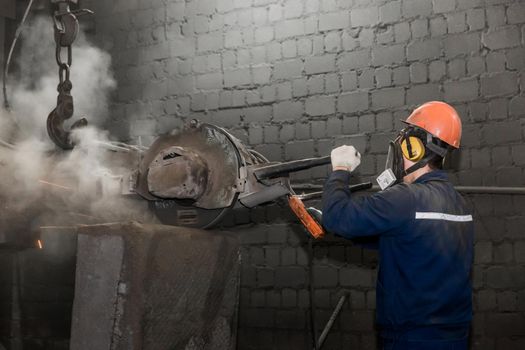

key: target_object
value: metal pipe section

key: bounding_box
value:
[292,184,525,195]
[308,239,319,350]
[317,294,347,349]
[453,186,525,195]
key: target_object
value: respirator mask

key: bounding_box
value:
[376,135,405,190]
[376,127,448,190]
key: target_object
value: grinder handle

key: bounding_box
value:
[288,195,324,239]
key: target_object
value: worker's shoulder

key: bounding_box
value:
[410,177,455,194]
[407,178,452,197]
[408,177,467,207]
[378,179,451,202]
[373,182,414,202]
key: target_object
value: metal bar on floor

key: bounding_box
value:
[317,294,347,350]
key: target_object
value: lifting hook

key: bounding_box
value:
[46,0,93,150]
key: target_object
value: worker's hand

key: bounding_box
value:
[306,207,322,224]
[331,145,361,172]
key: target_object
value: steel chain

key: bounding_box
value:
[47,1,93,149]
[55,43,72,86]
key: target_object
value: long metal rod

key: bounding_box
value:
[454,186,525,195]
[307,238,318,350]
[254,156,331,180]
[317,295,347,349]
[292,184,525,195]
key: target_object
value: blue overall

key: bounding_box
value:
[322,170,474,349]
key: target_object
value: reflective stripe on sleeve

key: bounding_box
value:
[415,212,473,222]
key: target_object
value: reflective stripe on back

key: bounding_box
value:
[415,212,473,222]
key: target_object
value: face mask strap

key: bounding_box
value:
[402,154,433,177]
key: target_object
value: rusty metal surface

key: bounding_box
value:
[70,233,124,350]
[147,146,209,200]
[136,122,241,209]
[70,222,240,350]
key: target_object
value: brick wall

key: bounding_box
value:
[86,0,525,349]
[229,208,381,350]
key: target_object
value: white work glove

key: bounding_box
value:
[331,145,361,172]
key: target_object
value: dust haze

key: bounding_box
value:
[0,16,157,234]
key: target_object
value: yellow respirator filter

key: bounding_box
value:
[401,136,425,162]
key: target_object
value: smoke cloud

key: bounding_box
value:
[8,16,116,142]
[0,16,157,237]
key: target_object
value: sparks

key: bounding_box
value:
[38,179,73,191]
[37,239,43,249]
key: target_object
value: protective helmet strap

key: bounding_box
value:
[425,132,448,157]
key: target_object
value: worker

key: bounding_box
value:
[322,101,474,349]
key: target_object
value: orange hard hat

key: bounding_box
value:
[404,101,462,148]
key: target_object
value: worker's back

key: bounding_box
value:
[377,170,474,333]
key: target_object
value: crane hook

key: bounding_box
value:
[47,80,87,149]
[46,0,93,150]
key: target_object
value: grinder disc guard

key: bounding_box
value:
[135,121,249,228]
